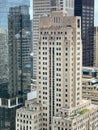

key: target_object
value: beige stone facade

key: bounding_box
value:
[16,99,43,130]
[37,11,84,130]
[37,11,98,130]
[33,0,74,77]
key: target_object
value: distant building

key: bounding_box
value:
[82,67,98,105]
[0,28,8,81]
[0,2,31,130]
[0,0,29,29]
[61,0,74,15]
[8,5,31,97]
[74,0,94,66]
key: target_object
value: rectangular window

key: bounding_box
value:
[77,19,80,28]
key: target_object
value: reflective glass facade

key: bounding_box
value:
[0,0,31,130]
[74,0,94,66]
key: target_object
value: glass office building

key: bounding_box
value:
[74,0,94,66]
[0,0,31,130]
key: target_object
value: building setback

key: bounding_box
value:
[16,99,43,130]
[74,0,94,66]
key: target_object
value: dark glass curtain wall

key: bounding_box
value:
[0,0,32,130]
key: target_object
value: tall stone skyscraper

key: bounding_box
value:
[33,0,95,76]
[74,0,94,66]
[0,1,31,130]
[37,10,98,130]
[37,10,82,129]
[33,0,74,77]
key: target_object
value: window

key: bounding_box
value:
[58,127,60,130]
[65,37,67,40]
[77,19,80,28]
[39,57,41,59]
